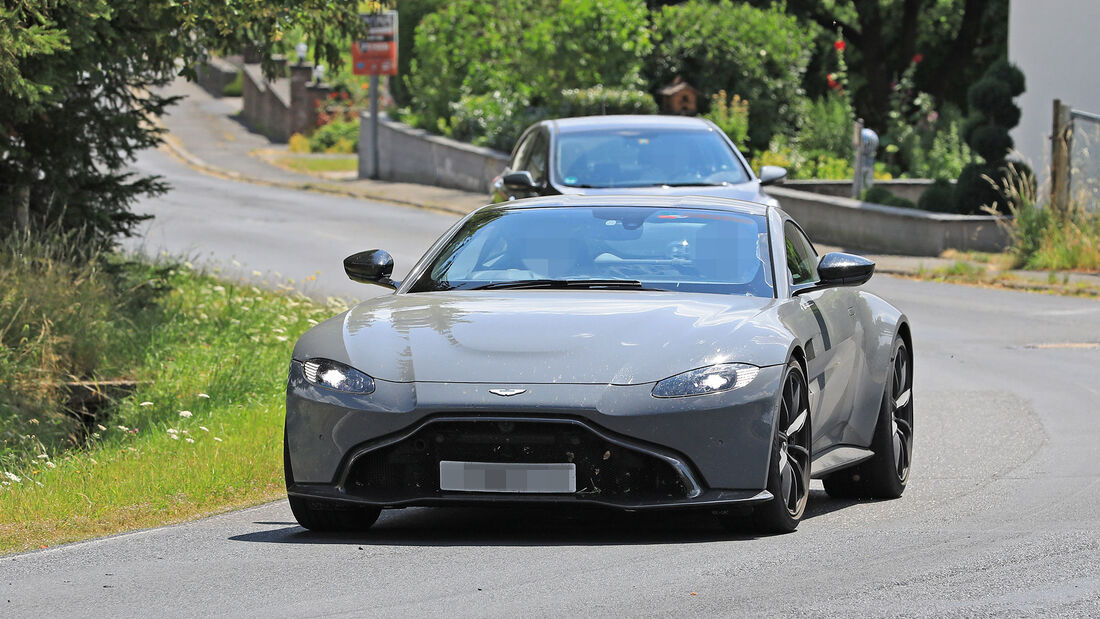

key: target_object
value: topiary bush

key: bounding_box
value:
[953,60,1026,214]
[917,179,957,213]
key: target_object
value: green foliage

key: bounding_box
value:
[648,0,813,151]
[0,0,366,248]
[863,186,916,209]
[447,92,535,152]
[917,179,957,213]
[222,71,243,97]
[703,91,750,148]
[801,95,852,159]
[309,120,359,154]
[406,0,652,136]
[556,86,658,118]
[750,136,855,180]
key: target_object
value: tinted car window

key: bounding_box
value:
[410,206,774,297]
[555,128,750,188]
[784,221,819,286]
[527,131,549,184]
[511,131,536,172]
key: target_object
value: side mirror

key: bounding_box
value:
[344,249,399,289]
[758,165,787,186]
[502,171,540,192]
[817,252,875,286]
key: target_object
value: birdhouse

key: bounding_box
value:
[659,77,700,115]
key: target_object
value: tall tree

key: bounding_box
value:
[0,0,365,247]
[753,0,1008,129]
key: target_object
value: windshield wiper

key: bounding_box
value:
[474,278,651,290]
[652,182,726,187]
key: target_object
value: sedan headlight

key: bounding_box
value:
[301,359,376,394]
[652,363,759,398]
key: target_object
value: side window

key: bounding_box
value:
[526,131,549,184]
[511,132,536,172]
[784,221,819,287]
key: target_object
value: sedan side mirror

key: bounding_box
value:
[502,171,540,192]
[817,252,875,287]
[758,165,787,186]
[344,249,399,289]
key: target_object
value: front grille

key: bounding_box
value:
[343,419,691,503]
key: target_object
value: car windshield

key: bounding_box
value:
[408,206,774,297]
[554,128,751,188]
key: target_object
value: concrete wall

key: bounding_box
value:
[783,179,942,203]
[1009,0,1100,176]
[240,60,330,143]
[195,57,239,98]
[769,186,1009,256]
[359,114,509,193]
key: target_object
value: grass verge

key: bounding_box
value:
[273,154,358,174]
[1,240,344,554]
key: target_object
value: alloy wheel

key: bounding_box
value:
[777,368,811,518]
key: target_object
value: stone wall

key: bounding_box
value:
[240,59,331,143]
[195,57,239,98]
[768,186,1008,256]
[359,114,509,193]
[783,179,944,203]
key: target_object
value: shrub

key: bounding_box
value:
[703,90,750,149]
[309,120,359,154]
[288,133,312,154]
[801,95,852,159]
[406,0,651,135]
[648,0,813,151]
[863,186,916,209]
[555,86,658,118]
[447,92,534,152]
[222,71,243,97]
[917,179,957,213]
[954,60,1026,213]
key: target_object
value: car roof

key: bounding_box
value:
[547,115,716,134]
[480,194,771,217]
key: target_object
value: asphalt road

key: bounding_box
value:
[5,148,1100,616]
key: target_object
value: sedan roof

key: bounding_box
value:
[481,194,771,217]
[549,115,716,134]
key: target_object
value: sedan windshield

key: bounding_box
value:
[408,206,774,297]
[555,128,751,188]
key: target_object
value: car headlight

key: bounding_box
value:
[301,359,376,394]
[651,363,759,398]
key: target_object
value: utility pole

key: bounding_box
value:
[1050,99,1072,212]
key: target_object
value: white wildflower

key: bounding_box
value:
[251,270,262,277]
[213,437,223,442]
[37,454,48,460]
[89,458,98,465]
[232,259,241,267]
[197,393,210,399]
[4,472,21,483]
[139,401,153,407]
[178,410,192,418]
[213,285,225,294]
[45,461,56,469]
[35,480,43,487]
[166,428,178,435]
[96,424,107,431]
[170,434,179,441]
[117,425,129,431]
[275,336,289,342]
[199,426,209,432]
[185,438,195,444]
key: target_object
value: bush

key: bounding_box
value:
[801,95,852,159]
[917,179,956,213]
[288,133,311,154]
[955,60,1026,213]
[863,186,916,209]
[406,0,652,135]
[448,92,534,152]
[648,0,813,151]
[555,86,658,118]
[703,90,750,148]
[222,71,243,97]
[309,120,359,154]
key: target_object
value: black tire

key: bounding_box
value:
[284,426,381,532]
[287,495,381,532]
[749,360,812,534]
[823,337,913,499]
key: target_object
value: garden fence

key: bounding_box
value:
[1051,100,1100,213]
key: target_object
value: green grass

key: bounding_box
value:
[0,236,344,554]
[274,155,358,174]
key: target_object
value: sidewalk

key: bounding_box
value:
[157,78,1098,295]
[157,78,487,216]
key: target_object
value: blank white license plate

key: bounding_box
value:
[439,461,576,493]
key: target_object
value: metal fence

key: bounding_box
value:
[1052,101,1100,212]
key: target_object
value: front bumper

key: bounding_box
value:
[285,362,783,510]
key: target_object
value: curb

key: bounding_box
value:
[156,132,473,217]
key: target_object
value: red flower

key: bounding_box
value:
[328,92,338,99]
[834,40,846,51]
[912,53,923,64]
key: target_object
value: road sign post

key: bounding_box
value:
[352,11,398,180]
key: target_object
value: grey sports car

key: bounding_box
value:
[285,195,913,534]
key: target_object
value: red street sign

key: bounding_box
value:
[352,11,398,76]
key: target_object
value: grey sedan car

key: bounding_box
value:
[490,115,787,205]
[285,196,913,534]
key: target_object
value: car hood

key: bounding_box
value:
[557,181,771,204]
[338,291,785,385]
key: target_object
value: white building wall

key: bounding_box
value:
[1008,0,1100,177]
